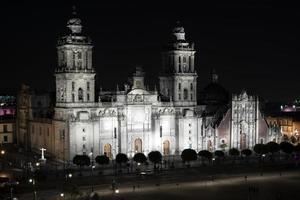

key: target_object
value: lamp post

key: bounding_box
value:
[295,129,299,142]
[89,148,95,192]
[29,178,37,200]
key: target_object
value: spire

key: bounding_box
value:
[72,5,77,16]
[172,21,185,41]
[67,6,82,34]
[211,68,218,83]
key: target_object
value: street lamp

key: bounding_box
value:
[68,173,72,178]
[0,150,5,155]
[89,149,95,192]
[29,178,37,200]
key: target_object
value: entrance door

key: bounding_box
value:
[134,138,142,153]
[207,140,212,151]
[104,143,112,158]
[163,140,170,155]
[240,133,247,150]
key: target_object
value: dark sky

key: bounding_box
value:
[2,1,300,102]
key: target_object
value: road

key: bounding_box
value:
[18,169,300,200]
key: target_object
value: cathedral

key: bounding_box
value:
[16,10,272,162]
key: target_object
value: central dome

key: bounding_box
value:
[199,70,229,106]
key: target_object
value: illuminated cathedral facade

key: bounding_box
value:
[17,10,271,161]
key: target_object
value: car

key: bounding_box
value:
[140,169,153,176]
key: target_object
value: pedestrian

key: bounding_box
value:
[244,175,248,181]
[133,185,135,191]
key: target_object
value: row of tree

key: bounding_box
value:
[72,141,300,171]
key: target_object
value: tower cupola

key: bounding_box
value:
[67,7,82,34]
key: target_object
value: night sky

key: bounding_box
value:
[2,1,300,102]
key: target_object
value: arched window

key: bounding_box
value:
[207,140,212,151]
[183,89,188,100]
[72,94,75,102]
[78,88,84,101]
[183,57,186,63]
[178,83,181,90]
[163,140,170,155]
[134,138,142,153]
[190,83,193,90]
[72,82,75,91]
[104,144,112,158]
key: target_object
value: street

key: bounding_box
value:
[18,170,300,200]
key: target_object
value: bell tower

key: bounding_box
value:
[159,22,197,107]
[55,7,95,106]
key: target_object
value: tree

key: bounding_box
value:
[181,149,197,166]
[214,150,225,164]
[198,150,213,164]
[266,142,280,154]
[95,155,109,165]
[229,148,240,157]
[294,143,300,153]
[266,141,280,162]
[229,148,240,163]
[241,149,252,163]
[148,151,162,170]
[214,150,225,158]
[73,155,90,176]
[253,144,268,155]
[241,149,252,157]
[133,153,147,164]
[280,142,294,154]
[95,155,109,174]
[116,153,128,167]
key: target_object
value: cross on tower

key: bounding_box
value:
[40,148,46,161]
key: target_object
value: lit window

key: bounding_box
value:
[78,88,83,101]
[183,89,188,100]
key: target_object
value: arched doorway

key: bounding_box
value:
[240,133,247,150]
[104,143,112,158]
[134,138,142,153]
[207,140,212,151]
[163,140,170,155]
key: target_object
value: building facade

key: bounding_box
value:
[17,11,272,162]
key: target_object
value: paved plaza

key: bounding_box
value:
[19,170,300,200]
